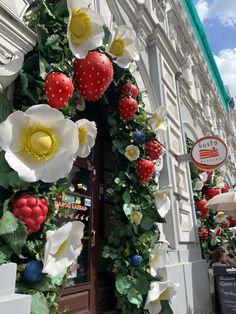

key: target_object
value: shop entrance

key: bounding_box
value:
[58,102,116,313]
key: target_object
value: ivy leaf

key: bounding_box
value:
[160,300,173,314]
[54,0,67,17]
[0,93,13,123]
[8,171,30,189]
[0,211,18,235]
[140,216,155,230]
[0,251,8,264]
[127,289,143,308]
[39,55,51,79]
[46,34,63,51]
[2,220,27,256]
[123,191,131,204]
[0,245,13,259]
[31,292,50,314]
[115,274,132,295]
[123,204,132,216]
[135,273,150,295]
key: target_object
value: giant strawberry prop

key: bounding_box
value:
[204,187,221,200]
[198,228,209,241]
[44,72,74,109]
[118,97,138,120]
[121,83,139,98]
[12,194,48,235]
[74,51,113,101]
[136,159,154,181]
[195,199,208,220]
[146,140,164,160]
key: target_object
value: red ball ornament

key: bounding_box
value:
[198,228,209,241]
[221,221,230,229]
[136,159,154,181]
[118,97,138,120]
[145,140,164,160]
[12,195,48,235]
[44,72,74,109]
[195,199,209,220]
[121,83,139,98]
[204,187,221,200]
[73,51,113,101]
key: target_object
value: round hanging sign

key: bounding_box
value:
[190,135,228,171]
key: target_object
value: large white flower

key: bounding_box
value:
[193,178,204,191]
[144,281,177,314]
[67,0,104,59]
[0,104,78,183]
[42,221,84,277]
[125,145,140,161]
[154,185,172,218]
[148,106,167,134]
[149,243,169,277]
[214,212,228,223]
[75,119,97,158]
[108,25,139,68]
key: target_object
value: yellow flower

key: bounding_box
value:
[125,145,140,161]
[148,106,167,134]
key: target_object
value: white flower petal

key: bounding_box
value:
[194,178,204,191]
[54,119,79,154]
[5,152,44,182]
[48,222,72,254]
[199,172,208,182]
[75,119,97,158]
[25,104,64,126]
[150,243,169,277]
[67,0,89,12]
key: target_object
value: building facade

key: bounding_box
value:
[1,0,236,313]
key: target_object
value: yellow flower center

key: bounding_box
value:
[131,213,140,223]
[78,127,87,144]
[69,9,91,44]
[127,148,136,158]
[150,253,158,265]
[110,38,125,57]
[20,124,59,162]
[152,288,169,304]
[52,239,68,257]
[155,116,163,129]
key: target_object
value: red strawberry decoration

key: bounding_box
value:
[198,228,209,241]
[12,195,48,235]
[195,199,208,220]
[136,159,154,181]
[204,187,221,200]
[221,221,230,228]
[74,51,113,101]
[221,183,229,193]
[118,97,138,120]
[121,83,139,98]
[229,216,236,227]
[44,72,74,109]
[146,140,165,160]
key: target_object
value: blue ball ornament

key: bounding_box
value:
[23,260,43,283]
[133,130,145,145]
[131,255,143,266]
[196,211,202,218]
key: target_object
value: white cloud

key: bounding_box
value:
[215,48,236,101]
[195,0,236,26]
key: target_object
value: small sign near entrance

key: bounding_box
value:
[190,135,227,171]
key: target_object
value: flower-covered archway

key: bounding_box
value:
[0,0,177,313]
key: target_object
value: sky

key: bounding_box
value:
[194,0,236,102]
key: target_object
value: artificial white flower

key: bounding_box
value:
[75,119,97,158]
[125,145,140,161]
[130,211,143,225]
[0,104,78,183]
[108,25,139,68]
[144,281,177,314]
[149,243,169,277]
[148,106,167,134]
[215,176,225,188]
[199,172,208,183]
[67,0,104,59]
[154,185,172,218]
[214,212,228,223]
[194,178,204,191]
[42,221,84,277]
[196,219,201,228]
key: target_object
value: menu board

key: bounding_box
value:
[214,266,236,314]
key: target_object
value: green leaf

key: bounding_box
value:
[46,34,63,51]
[54,0,67,16]
[31,292,50,314]
[0,211,18,235]
[0,151,11,173]
[0,174,9,189]
[0,245,13,259]
[123,204,132,216]
[2,220,27,256]
[160,300,173,314]
[50,268,67,286]
[39,55,51,79]
[115,274,132,295]
[0,93,13,123]
[135,273,150,295]
[8,171,30,189]
[123,191,131,204]
[0,251,8,264]
[127,289,143,308]
[140,216,154,230]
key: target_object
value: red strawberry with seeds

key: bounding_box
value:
[44,72,74,109]
[198,228,209,241]
[74,51,113,101]
[195,199,208,220]
[118,97,138,120]
[12,194,48,235]
[121,83,139,98]
[136,159,154,181]
[146,140,165,160]
[204,187,221,200]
